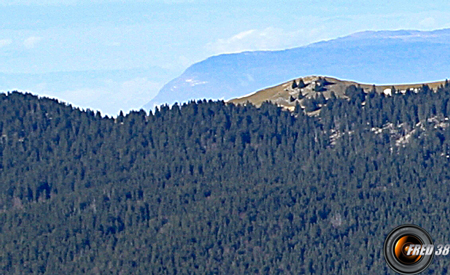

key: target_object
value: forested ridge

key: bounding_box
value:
[2,83,450,274]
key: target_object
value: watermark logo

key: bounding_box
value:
[384,224,434,274]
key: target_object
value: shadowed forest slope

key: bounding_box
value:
[2,84,450,273]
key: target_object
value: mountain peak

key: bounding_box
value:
[144,29,450,109]
[345,28,450,40]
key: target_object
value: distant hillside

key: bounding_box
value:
[229,75,448,112]
[144,29,450,108]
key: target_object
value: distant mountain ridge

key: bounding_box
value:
[144,28,450,109]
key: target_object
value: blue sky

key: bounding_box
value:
[1,0,450,115]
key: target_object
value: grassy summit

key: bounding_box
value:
[229,76,447,112]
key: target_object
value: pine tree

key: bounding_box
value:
[298,79,307,89]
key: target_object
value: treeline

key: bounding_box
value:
[1,82,450,274]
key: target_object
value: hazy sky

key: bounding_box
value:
[1,0,450,115]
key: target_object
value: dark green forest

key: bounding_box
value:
[2,83,450,274]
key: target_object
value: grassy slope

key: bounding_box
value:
[229,76,447,111]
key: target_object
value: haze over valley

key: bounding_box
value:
[2,1,450,115]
